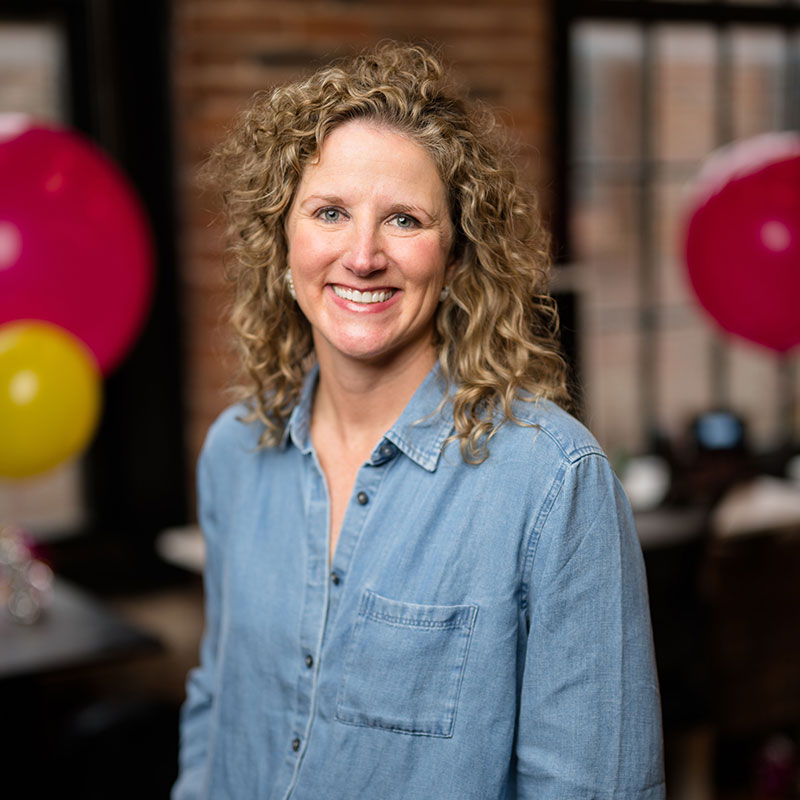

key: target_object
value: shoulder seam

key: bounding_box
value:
[519,459,567,614]
[507,398,605,464]
[515,415,605,464]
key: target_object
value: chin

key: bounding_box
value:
[322,325,396,359]
[320,333,409,366]
[337,342,396,363]
[315,319,436,369]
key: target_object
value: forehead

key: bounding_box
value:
[296,119,447,200]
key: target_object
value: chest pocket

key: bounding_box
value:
[335,589,478,737]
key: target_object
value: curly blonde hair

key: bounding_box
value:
[204,41,570,463]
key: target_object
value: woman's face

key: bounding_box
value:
[285,119,455,372]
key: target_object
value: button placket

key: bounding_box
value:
[327,464,386,627]
[286,451,329,784]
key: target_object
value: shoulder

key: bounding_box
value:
[485,399,623,526]
[202,403,266,458]
[488,396,607,470]
[198,403,270,490]
[506,403,639,599]
[195,404,276,533]
[456,398,621,531]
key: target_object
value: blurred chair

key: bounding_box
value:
[705,524,800,735]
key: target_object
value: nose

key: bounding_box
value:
[341,221,387,276]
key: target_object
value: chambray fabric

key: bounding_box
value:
[174,365,665,800]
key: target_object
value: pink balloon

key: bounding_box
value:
[684,133,800,354]
[0,115,153,374]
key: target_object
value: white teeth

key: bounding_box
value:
[332,286,395,304]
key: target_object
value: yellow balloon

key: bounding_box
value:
[0,321,102,479]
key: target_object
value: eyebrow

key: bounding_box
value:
[390,203,432,218]
[299,194,345,208]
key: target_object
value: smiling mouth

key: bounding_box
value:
[331,286,397,304]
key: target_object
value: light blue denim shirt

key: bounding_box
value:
[174,365,665,800]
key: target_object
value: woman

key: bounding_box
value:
[174,42,664,800]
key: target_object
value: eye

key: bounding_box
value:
[317,207,345,223]
[391,213,420,229]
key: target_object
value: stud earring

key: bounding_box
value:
[439,285,450,302]
[286,271,296,300]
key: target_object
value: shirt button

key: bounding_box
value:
[379,442,395,458]
[356,491,368,505]
[305,654,313,668]
[292,737,300,752]
[331,572,341,585]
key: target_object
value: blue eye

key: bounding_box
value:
[319,208,342,222]
[393,214,418,229]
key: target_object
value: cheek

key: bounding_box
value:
[396,238,450,282]
[289,228,337,273]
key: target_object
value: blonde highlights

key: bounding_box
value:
[203,41,571,463]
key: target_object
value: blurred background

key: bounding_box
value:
[1,0,799,797]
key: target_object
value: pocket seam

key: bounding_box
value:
[364,610,471,630]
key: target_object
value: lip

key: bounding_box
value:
[327,284,400,313]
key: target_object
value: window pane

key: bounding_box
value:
[572,22,643,164]
[0,23,66,121]
[656,318,713,437]
[572,175,640,273]
[729,344,781,447]
[582,329,642,454]
[654,25,717,162]
[731,27,786,137]
[572,173,644,452]
[652,173,716,435]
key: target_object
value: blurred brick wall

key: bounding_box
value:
[171,0,554,507]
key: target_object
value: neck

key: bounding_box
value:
[311,341,437,452]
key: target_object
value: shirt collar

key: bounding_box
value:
[282,362,455,472]
[282,365,318,455]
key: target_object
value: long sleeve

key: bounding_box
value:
[172,447,222,800]
[515,453,666,799]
